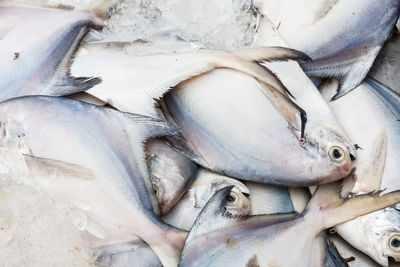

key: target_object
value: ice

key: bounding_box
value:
[0,144,92,267]
[101,0,260,49]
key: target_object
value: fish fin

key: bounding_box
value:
[302,47,381,101]
[74,44,297,117]
[50,76,102,95]
[122,112,182,141]
[164,136,209,168]
[288,187,311,213]
[305,182,400,230]
[147,228,187,267]
[326,239,349,267]
[92,240,161,267]
[44,24,102,96]
[350,130,387,194]
[255,77,307,140]
[23,154,96,180]
[233,46,312,63]
[365,77,400,121]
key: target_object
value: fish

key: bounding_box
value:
[0,5,105,102]
[320,78,400,266]
[179,183,400,267]
[163,66,353,186]
[254,0,400,100]
[163,168,250,231]
[146,139,198,215]
[70,40,355,186]
[160,15,357,186]
[0,96,186,267]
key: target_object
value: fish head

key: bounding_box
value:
[302,122,356,183]
[363,208,400,266]
[187,170,251,215]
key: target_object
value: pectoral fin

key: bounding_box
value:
[23,154,96,180]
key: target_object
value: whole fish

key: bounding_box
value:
[146,139,198,215]
[163,66,353,186]
[0,5,104,101]
[163,168,250,231]
[0,96,185,267]
[254,0,400,99]
[320,78,400,266]
[161,15,357,186]
[179,183,400,267]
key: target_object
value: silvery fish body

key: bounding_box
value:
[164,67,353,186]
[0,6,102,102]
[163,168,250,231]
[146,139,198,215]
[0,96,185,267]
[72,32,356,186]
[320,78,400,266]
[255,0,400,99]
[162,15,356,186]
[180,184,400,267]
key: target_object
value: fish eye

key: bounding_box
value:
[226,192,238,204]
[329,146,345,162]
[152,184,159,197]
[389,236,400,251]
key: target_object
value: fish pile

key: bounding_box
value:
[1,0,400,266]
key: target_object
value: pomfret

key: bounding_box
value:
[179,184,400,267]
[70,40,355,186]
[255,0,400,99]
[161,15,356,186]
[320,79,400,266]
[0,6,103,101]
[146,139,198,215]
[164,67,353,186]
[163,169,250,231]
[0,96,185,267]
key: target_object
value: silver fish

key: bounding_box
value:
[179,183,400,267]
[320,78,400,266]
[146,139,198,215]
[255,0,400,100]
[0,96,185,267]
[70,40,353,186]
[163,168,250,231]
[160,15,356,186]
[163,67,353,186]
[0,5,103,101]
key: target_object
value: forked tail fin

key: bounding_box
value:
[305,182,400,231]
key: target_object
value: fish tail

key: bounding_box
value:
[305,182,400,231]
[148,228,188,267]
